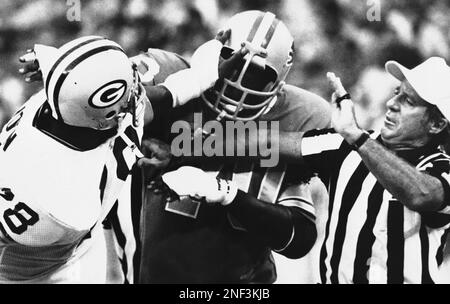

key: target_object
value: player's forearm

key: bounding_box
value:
[226,190,316,258]
[231,129,305,164]
[278,131,305,164]
[144,85,173,126]
[357,138,445,211]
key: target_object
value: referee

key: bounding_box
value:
[307,57,450,283]
[246,57,450,283]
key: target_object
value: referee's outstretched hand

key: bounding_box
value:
[327,72,363,145]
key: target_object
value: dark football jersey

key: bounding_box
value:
[137,84,332,283]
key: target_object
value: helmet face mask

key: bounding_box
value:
[202,11,294,122]
[104,64,147,129]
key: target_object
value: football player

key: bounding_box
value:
[136,10,332,283]
[0,33,228,283]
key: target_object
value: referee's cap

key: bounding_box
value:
[385,57,450,121]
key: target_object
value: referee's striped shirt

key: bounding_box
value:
[301,129,450,284]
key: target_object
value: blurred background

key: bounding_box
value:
[1,0,449,129]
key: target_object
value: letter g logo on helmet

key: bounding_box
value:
[88,80,127,108]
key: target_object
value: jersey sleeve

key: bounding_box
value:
[102,202,129,283]
[292,88,333,131]
[132,48,190,86]
[267,85,332,132]
[277,183,315,223]
[273,181,318,257]
[102,174,141,284]
[266,86,337,183]
[298,128,347,182]
[419,153,450,215]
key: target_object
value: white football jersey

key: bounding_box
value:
[0,90,143,282]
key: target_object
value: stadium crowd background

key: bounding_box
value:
[0,0,449,129]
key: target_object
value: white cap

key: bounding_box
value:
[385,57,450,121]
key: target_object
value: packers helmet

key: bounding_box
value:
[41,36,146,130]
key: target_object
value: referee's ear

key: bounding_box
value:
[429,117,448,135]
[427,105,448,135]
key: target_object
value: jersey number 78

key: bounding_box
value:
[0,188,39,235]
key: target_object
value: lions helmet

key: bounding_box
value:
[41,36,146,130]
[202,11,294,121]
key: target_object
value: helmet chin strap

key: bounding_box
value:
[214,110,227,123]
[262,95,278,115]
[217,94,277,122]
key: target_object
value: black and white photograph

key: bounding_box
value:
[0,0,449,287]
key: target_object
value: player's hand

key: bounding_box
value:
[214,28,231,45]
[130,54,160,85]
[145,177,180,203]
[18,49,42,83]
[137,137,175,182]
[218,43,249,79]
[214,28,250,79]
[327,72,363,144]
[161,166,238,205]
[165,34,228,108]
[137,138,173,170]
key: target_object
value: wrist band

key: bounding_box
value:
[335,93,351,105]
[352,131,370,150]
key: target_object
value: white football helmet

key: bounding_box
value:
[202,10,294,121]
[40,36,146,130]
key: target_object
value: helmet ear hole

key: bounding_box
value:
[105,110,117,119]
[220,47,234,59]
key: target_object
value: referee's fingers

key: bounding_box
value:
[327,72,347,96]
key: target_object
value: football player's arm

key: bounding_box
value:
[226,187,317,259]
[161,167,317,258]
[215,90,333,164]
[135,30,248,124]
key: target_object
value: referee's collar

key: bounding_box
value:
[378,134,441,165]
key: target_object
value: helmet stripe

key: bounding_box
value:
[246,12,265,42]
[261,18,279,49]
[248,12,276,50]
[45,37,106,98]
[52,45,124,122]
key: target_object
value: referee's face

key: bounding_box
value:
[381,80,434,150]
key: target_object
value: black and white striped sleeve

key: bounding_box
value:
[300,128,346,179]
[102,174,142,284]
[419,153,450,215]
